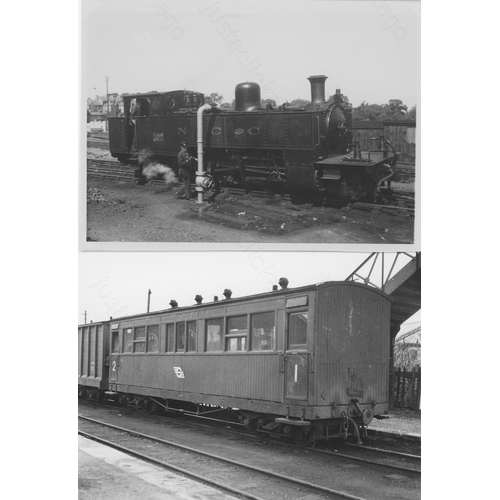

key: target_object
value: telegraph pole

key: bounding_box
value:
[147,289,152,313]
[82,310,87,324]
[106,76,110,114]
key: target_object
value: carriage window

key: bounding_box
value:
[251,312,275,351]
[226,315,248,351]
[133,326,146,353]
[176,323,186,352]
[288,312,308,349]
[147,325,160,353]
[187,321,197,352]
[124,328,133,353]
[166,324,175,352]
[111,330,120,353]
[206,318,223,351]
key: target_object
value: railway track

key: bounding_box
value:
[79,413,419,500]
[350,192,415,218]
[394,162,415,181]
[87,157,415,216]
[80,399,420,474]
[151,406,421,476]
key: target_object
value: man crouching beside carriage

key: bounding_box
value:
[176,141,196,200]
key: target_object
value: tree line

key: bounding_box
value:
[204,92,416,121]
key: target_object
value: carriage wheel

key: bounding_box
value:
[143,399,157,414]
[117,394,128,406]
[290,426,320,447]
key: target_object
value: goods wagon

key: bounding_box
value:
[77,321,110,400]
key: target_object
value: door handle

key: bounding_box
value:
[279,353,285,373]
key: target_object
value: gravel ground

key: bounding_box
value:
[86,177,415,244]
[370,407,421,435]
[85,139,415,244]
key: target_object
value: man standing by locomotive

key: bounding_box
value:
[176,141,195,199]
[128,99,141,151]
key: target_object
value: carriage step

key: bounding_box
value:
[275,418,311,427]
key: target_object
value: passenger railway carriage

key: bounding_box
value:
[78,281,391,445]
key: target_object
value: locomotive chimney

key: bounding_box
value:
[307,75,328,105]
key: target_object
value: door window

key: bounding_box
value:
[288,312,308,349]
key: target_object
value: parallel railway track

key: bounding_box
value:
[149,406,421,475]
[79,413,419,500]
[86,157,415,216]
[80,399,420,475]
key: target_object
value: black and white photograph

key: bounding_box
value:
[9,0,500,498]
[82,0,420,247]
[78,251,421,499]
[77,0,423,498]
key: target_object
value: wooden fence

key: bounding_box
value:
[393,367,421,409]
[352,121,416,163]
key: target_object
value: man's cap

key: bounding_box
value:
[180,141,188,147]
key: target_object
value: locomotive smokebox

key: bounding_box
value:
[307,75,328,104]
[235,82,262,111]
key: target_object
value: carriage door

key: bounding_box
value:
[284,310,309,400]
[109,327,120,383]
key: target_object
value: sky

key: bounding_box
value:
[83,0,420,107]
[79,251,420,328]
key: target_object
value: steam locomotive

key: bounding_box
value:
[108,75,398,201]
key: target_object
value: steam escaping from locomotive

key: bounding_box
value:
[137,148,177,186]
[142,163,177,186]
